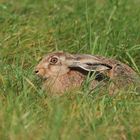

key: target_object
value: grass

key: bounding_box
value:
[0,0,140,139]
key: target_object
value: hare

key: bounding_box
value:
[35,51,140,95]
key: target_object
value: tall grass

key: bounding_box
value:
[0,0,140,139]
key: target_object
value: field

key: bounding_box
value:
[0,0,140,139]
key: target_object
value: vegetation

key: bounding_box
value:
[0,0,140,139]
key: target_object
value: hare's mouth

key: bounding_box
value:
[36,74,49,81]
[43,77,49,81]
[38,75,49,81]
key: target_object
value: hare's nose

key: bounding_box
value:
[35,70,39,74]
[34,68,45,76]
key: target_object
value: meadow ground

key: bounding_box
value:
[0,0,140,140]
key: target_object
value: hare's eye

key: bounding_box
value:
[49,57,58,64]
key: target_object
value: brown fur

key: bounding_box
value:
[42,70,84,95]
[35,52,140,95]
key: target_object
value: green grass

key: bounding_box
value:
[0,0,140,139]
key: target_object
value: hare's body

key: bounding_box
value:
[35,52,140,95]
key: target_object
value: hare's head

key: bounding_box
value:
[35,52,72,79]
[35,51,112,80]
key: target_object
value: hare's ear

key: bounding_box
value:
[80,63,111,71]
[66,53,112,72]
[70,62,112,72]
